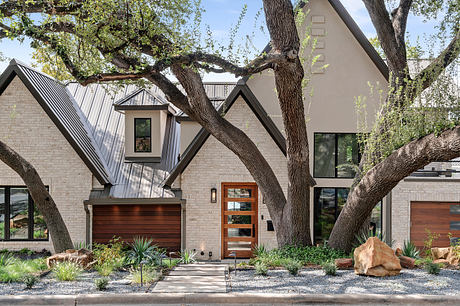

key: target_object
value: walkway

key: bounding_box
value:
[153,263,227,293]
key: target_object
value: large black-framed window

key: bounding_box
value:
[314,187,382,245]
[314,133,360,178]
[0,186,48,241]
[134,118,152,153]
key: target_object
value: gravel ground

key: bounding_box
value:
[229,268,460,295]
[0,270,153,295]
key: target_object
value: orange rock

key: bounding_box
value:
[399,255,415,269]
[395,248,402,257]
[431,247,451,260]
[354,237,402,277]
[47,248,94,269]
[433,259,449,265]
[335,258,353,269]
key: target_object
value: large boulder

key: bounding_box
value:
[47,248,94,269]
[431,247,451,260]
[354,237,402,277]
[399,255,416,269]
[431,247,459,266]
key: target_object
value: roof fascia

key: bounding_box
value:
[163,84,286,188]
[0,61,111,185]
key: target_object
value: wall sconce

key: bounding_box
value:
[211,187,217,203]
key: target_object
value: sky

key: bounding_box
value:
[0,0,445,81]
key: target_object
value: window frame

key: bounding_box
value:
[313,132,361,179]
[0,186,49,242]
[134,118,152,153]
[313,187,383,245]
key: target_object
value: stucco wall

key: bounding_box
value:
[180,96,286,260]
[391,178,460,248]
[0,76,93,252]
[246,0,389,235]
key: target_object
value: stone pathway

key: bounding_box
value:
[153,263,227,293]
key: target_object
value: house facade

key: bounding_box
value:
[0,0,458,257]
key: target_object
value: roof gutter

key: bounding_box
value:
[84,197,185,206]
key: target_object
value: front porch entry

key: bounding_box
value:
[221,183,258,258]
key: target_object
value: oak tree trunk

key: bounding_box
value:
[0,140,73,253]
[328,127,460,252]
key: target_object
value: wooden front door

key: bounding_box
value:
[222,183,258,258]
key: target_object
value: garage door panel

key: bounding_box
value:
[411,201,460,250]
[93,204,181,253]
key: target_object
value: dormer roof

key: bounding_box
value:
[113,88,176,113]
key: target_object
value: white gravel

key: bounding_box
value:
[0,270,152,295]
[229,268,460,295]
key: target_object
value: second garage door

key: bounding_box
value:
[410,201,460,249]
[93,204,181,252]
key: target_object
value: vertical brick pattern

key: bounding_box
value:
[392,179,460,248]
[0,77,93,252]
[181,97,288,260]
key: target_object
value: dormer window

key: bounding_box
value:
[134,118,152,152]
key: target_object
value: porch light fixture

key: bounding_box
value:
[211,187,217,203]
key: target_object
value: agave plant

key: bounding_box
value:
[402,240,420,258]
[179,250,197,264]
[252,244,268,258]
[128,237,158,266]
[354,229,395,247]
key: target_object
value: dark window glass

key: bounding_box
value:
[450,205,460,215]
[134,118,151,152]
[337,134,359,177]
[10,188,28,240]
[314,187,382,244]
[450,221,460,231]
[314,134,335,177]
[227,188,252,198]
[0,188,4,239]
[314,133,360,178]
[0,187,47,241]
[227,202,252,211]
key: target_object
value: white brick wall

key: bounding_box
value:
[391,178,460,248]
[0,76,93,252]
[181,96,288,260]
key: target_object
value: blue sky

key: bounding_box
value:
[0,0,443,81]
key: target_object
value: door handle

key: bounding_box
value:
[252,224,255,237]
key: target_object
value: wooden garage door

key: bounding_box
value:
[410,202,460,249]
[93,204,181,252]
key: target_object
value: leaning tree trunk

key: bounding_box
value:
[0,140,73,253]
[328,127,460,252]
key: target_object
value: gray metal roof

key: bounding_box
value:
[67,81,234,198]
[0,60,113,185]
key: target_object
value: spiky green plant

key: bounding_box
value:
[401,241,420,258]
[128,237,158,266]
[53,262,82,281]
[179,250,197,264]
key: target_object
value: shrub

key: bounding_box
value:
[0,253,13,266]
[425,261,441,275]
[283,259,302,276]
[19,248,34,256]
[237,261,249,268]
[22,274,38,289]
[128,237,164,266]
[252,245,348,267]
[162,258,180,269]
[179,250,197,264]
[93,237,126,267]
[402,241,420,259]
[254,262,268,276]
[423,229,440,259]
[53,262,82,281]
[95,262,115,277]
[95,277,109,291]
[321,261,337,276]
[130,266,160,284]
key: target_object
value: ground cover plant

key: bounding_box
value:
[22,274,38,289]
[283,259,302,276]
[53,262,82,281]
[95,277,109,291]
[250,245,348,267]
[254,262,268,276]
[321,261,337,276]
[130,266,160,284]
[0,255,47,283]
[162,258,180,270]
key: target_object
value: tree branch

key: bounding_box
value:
[391,0,413,57]
[412,27,460,95]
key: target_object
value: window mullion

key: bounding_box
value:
[334,134,338,178]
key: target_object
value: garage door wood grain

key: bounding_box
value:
[410,202,460,250]
[93,204,181,252]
